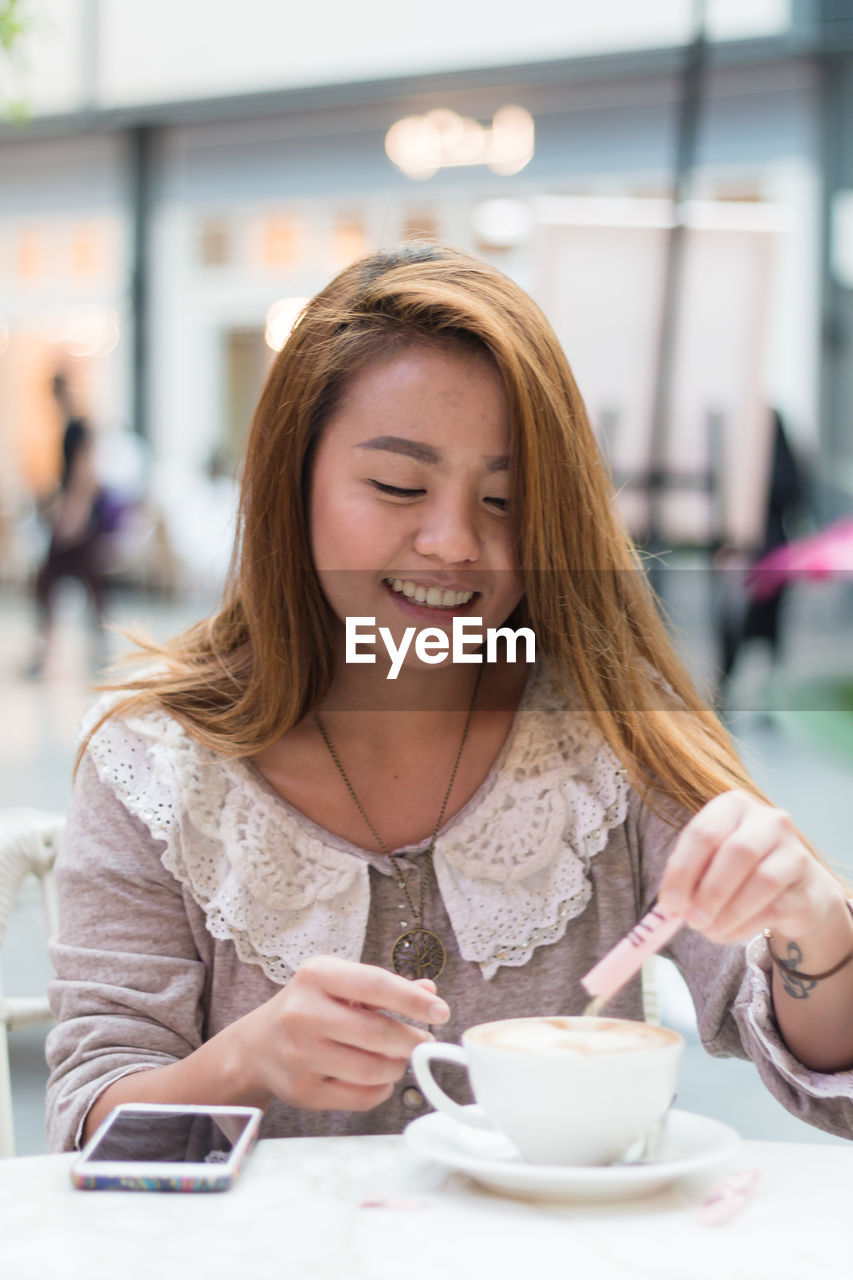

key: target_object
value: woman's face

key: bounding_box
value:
[309,343,524,667]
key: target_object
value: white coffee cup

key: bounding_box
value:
[411,1015,683,1166]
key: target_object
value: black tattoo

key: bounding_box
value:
[777,941,817,1000]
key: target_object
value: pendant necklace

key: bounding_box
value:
[314,668,482,982]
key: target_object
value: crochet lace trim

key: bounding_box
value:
[81,669,629,983]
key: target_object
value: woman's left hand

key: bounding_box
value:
[656,790,846,944]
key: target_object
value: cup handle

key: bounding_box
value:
[410,1042,493,1129]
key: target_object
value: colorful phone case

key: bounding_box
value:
[70,1108,260,1192]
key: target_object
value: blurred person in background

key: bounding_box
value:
[718,409,808,706]
[27,378,110,677]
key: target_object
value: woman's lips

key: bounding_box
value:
[381,579,482,622]
[384,577,478,607]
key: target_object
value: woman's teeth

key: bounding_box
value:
[385,579,475,609]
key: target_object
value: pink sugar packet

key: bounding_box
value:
[580,905,686,1008]
[699,1170,761,1225]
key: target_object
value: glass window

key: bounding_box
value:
[199,219,232,267]
[330,218,368,267]
[262,214,303,269]
[402,211,439,242]
[16,228,46,281]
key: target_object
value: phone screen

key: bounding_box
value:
[84,1108,255,1166]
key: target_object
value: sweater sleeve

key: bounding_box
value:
[45,753,208,1152]
[631,791,853,1140]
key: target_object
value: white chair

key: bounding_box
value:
[0,810,64,1158]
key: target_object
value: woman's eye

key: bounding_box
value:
[486,497,509,511]
[369,480,425,498]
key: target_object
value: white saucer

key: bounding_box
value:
[404,1107,739,1203]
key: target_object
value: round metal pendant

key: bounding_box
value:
[391,928,447,981]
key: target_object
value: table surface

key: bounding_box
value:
[1,1135,851,1280]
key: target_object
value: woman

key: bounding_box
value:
[29,416,108,677]
[46,243,853,1151]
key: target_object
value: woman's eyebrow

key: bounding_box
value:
[358,435,439,464]
[358,435,509,471]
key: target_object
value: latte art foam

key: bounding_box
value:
[472,1017,676,1055]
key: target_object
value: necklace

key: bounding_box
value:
[314,669,482,981]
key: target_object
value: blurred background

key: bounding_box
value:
[1,0,851,1153]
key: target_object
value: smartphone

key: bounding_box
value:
[70,1103,262,1192]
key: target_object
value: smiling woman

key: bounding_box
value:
[307,342,523,692]
[45,242,853,1155]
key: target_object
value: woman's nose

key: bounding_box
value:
[411,497,481,563]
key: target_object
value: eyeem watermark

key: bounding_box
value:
[345,616,535,680]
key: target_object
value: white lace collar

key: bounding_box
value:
[82,667,629,981]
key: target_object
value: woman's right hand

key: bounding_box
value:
[229,956,450,1113]
[80,956,450,1143]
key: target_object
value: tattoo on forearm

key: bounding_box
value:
[777,941,817,1000]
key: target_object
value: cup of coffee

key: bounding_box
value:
[411,1015,683,1166]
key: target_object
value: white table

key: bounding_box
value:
[1,1136,851,1280]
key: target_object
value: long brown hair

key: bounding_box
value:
[80,243,813,829]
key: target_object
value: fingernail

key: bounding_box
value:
[429,1001,450,1023]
